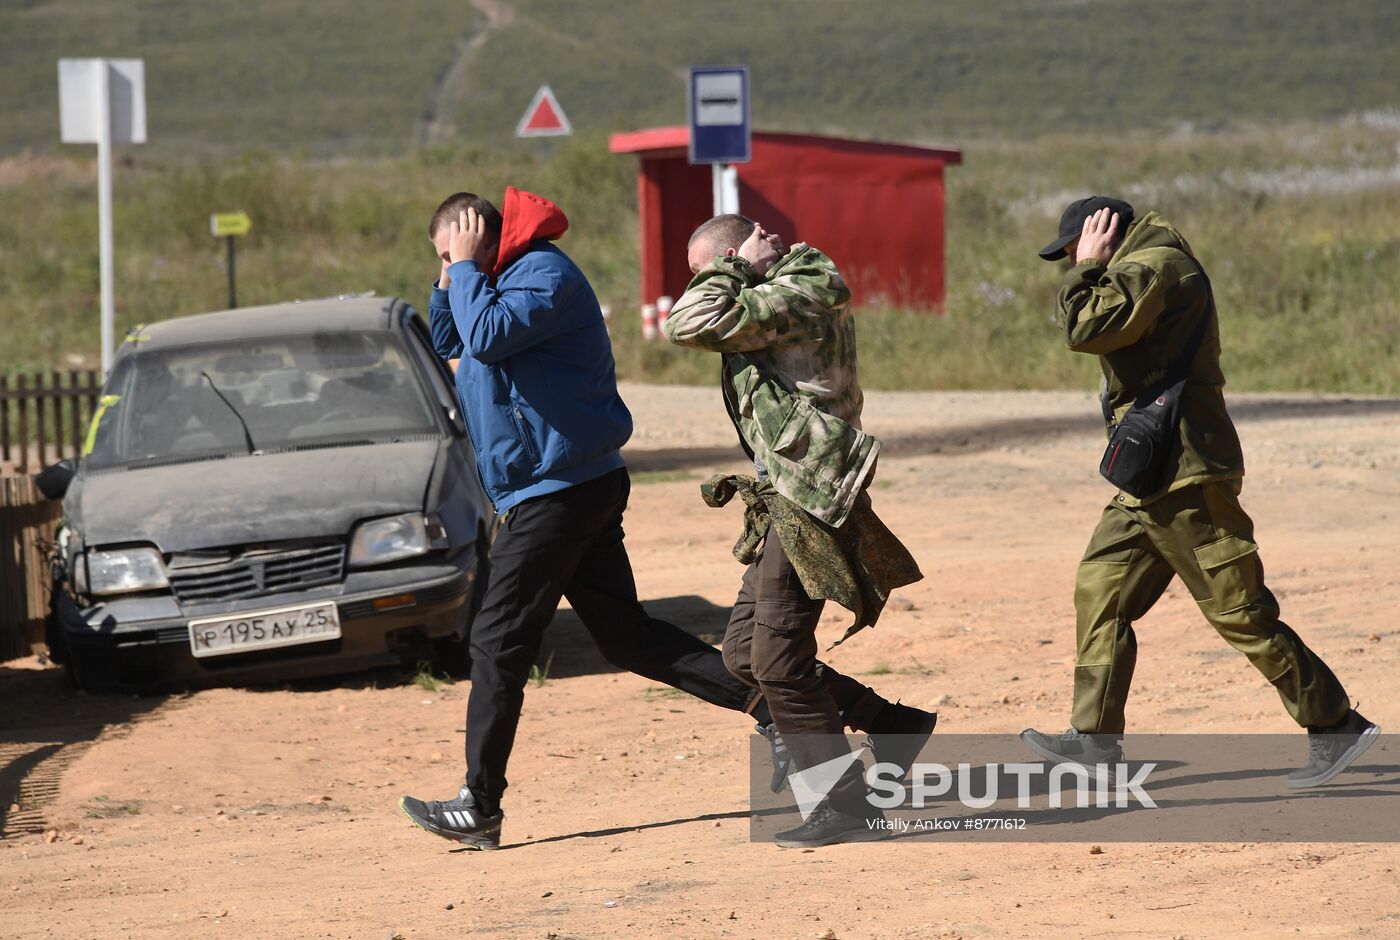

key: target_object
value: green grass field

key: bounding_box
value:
[3,1,1398,156]
[1,1,1397,393]
[2,117,1397,393]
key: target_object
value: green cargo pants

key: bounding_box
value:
[1071,480,1350,734]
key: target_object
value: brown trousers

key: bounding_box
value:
[722,526,883,802]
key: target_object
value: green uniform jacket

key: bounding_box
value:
[1058,211,1244,506]
[665,244,877,528]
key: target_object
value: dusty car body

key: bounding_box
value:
[43,296,493,691]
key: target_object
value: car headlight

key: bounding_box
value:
[348,513,429,568]
[87,547,169,596]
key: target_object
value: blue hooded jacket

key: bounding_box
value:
[428,188,633,513]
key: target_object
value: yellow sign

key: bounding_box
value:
[209,211,252,237]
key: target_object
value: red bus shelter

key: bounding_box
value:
[609,127,961,311]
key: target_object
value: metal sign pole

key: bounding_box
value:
[711,163,739,216]
[209,211,251,307]
[95,60,115,374]
[59,57,144,372]
[226,235,237,309]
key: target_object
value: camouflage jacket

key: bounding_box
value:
[700,473,923,644]
[1058,211,1244,506]
[664,244,878,528]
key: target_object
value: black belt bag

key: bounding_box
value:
[1099,383,1187,497]
[1098,307,1211,498]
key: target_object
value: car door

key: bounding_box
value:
[394,302,496,544]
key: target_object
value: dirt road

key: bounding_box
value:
[3,385,1398,939]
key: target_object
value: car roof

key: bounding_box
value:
[124,296,413,352]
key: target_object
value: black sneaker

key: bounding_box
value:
[1020,728,1124,782]
[757,723,793,793]
[869,702,938,781]
[774,801,891,849]
[1287,709,1380,789]
[399,787,503,850]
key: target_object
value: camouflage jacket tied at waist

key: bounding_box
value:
[700,473,923,646]
[664,244,877,529]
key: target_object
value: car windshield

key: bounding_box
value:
[84,331,440,470]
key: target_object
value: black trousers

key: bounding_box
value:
[464,468,758,813]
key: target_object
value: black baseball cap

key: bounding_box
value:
[1038,196,1135,261]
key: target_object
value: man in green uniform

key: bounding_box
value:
[1021,197,1378,787]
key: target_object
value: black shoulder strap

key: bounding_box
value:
[720,354,757,462]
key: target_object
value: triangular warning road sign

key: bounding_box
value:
[516,85,572,138]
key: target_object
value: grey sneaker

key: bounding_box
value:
[1020,727,1124,782]
[774,800,891,849]
[758,723,793,793]
[1287,710,1380,789]
[399,787,503,849]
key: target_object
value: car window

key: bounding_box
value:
[85,331,441,469]
[402,313,457,409]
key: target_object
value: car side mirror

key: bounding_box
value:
[35,457,77,501]
[444,405,467,439]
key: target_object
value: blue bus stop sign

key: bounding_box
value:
[689,66,750,165]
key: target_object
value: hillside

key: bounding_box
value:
[3,0,1398,156]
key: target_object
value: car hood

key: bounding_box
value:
[70,440,441,552]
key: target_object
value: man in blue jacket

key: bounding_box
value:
[400,189,924,849]
[397,187,755,849]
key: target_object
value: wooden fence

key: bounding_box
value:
[0,474,60,660]
[0,371,96,657]
[0,370,103,475]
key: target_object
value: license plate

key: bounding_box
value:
[188,602,341,658]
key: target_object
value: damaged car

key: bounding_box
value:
[39,296,493,691]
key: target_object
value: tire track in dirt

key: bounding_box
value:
[1,737,98,837]
[0,667,183,839]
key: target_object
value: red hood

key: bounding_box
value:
[494,186,569,276]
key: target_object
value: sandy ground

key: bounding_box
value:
[3,384,1399,939]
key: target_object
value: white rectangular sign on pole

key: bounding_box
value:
[59,59,146,144]
[58,58,146,373]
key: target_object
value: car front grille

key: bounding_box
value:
[169,543,346,604]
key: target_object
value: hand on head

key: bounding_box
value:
[738,224,785,277]
[431,205,497,286]
[450,208,495,267]
[1076,207,1120,265]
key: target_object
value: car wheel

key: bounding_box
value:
[61,638,91,692]
[434,529,488,679]
[43,603,67,666]
[434,633,472,679]
[46,588,92,690]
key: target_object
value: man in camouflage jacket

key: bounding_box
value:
[665,215,930,847]
[1021,197,1378,789]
